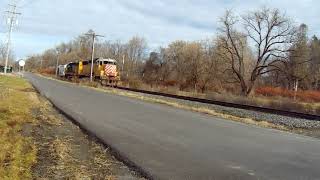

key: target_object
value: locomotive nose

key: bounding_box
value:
[105,64,117,77]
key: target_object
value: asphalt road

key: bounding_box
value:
[26,73,320,180]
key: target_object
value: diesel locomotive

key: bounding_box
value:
[59,57,120,85]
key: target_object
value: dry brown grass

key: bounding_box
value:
[205,91,320,115]
[48,137,79,176]
[47,137,89,179]
[0,75,37,179]
[44,128,127,179]
[36,101,63,126]
[31,93,135,179]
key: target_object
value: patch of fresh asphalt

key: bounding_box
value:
[25,73,320,180]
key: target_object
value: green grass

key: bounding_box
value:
[0,75,37,180]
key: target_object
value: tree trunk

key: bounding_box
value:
[246,83,254,97]
[294,79,299,100]
[239,79,256,97]
[240,84,248,96]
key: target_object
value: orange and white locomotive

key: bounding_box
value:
[64,57,120,85]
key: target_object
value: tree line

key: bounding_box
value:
[0,43,15,68]
[25,7,320,96]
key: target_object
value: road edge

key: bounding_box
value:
[26,76,154,180]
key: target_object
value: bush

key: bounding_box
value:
[162,80,178,87]
[255,87,320,103]
[128,78,142,89]
[39,67,56,75]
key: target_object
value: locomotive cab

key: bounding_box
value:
[94,58,120,85]
[65,62,79,78]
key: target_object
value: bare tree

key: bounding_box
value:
[287,24,311,91]
[309,36,320,89]
[181,42,204,92]
[157,47,172,84]
[25,55,42,71]
[165,41,188,90]
[219,8,297,96]
[198,39,223,93]
[0,42,15,67]
[126,36,147,77]
[0,43,6,65]
[142,52,161,87]
[218,11,252,95]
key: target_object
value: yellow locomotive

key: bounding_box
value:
[64,58,120,85]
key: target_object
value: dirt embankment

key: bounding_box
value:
[26,92,144,179]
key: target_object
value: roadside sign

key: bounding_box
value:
[19,60,25,67]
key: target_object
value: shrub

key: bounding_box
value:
[255,87,320,103]
[128,78,142,89]
[162,80,178,87]
[39,67,56,75]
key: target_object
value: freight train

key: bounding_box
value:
[58,58,120,86]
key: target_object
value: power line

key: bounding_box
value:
[4,3,21,74]
[85,31,104,82]
[19,0,40,8]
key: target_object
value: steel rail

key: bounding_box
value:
[112,86,320,121]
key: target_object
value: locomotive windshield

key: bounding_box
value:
[104,61,117,65]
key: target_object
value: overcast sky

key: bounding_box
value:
[0,0,319,59]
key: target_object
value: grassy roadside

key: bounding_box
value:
[31,96,142,179]
[0,75,37,179]
[0,75,144,179]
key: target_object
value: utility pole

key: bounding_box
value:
[85,31,104,82]
[55,53,60,77]
[4,4,21,74]
[55,46,61,77]
[122,54,125,72]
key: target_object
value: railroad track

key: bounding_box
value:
[51,75,320,121]
[111,86,320,121]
